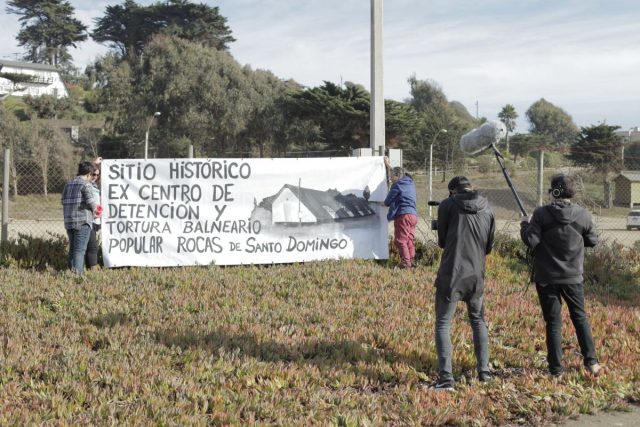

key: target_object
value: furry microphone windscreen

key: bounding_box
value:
[459,121,507,155]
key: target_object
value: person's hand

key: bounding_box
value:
[384,156,391,167]
[94,157,103,164]
[521,214,531,223]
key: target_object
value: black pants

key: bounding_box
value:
[536,282,598,375]
[85,224,100,268]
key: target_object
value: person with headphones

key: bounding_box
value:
[520,173,601,377]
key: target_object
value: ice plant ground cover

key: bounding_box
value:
[0,254,638,425]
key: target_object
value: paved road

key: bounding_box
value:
[557,404,640,427]
[414,216,640,248]
[494,217,640,247]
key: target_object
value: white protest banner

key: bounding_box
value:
[100,157,389,267]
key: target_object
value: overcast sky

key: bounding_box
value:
[2,0,639,132]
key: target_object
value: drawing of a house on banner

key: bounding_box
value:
[252,184,375,226]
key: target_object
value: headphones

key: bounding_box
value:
[551,185,563,198]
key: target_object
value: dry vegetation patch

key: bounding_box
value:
[0,258,638,425]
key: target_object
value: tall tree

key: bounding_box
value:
[6,0,87,66]
[92,0,235,60]
[95,35,288,158]
[406,76,475,179]
[0,104,27,195]
[384,99,419,149]
[568,124,622,208]
[498,104,518,155]
[509,133,544,163]
[624,141,640,170]
[286,81,370,152]
[525,98,578,147]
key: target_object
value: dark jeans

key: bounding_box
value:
[67,224,92,274]
[536,282,598,375]
[85,224,100,268]
[435,288,489,384]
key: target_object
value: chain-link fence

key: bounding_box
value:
[2,149,639,248]
[1,149,69,241]
[402,153,640,248]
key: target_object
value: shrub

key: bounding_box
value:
[387,238,442,268]
[492,232,528,262]
[584,240,640,302]
[414,238,442,267]
[0,233,67,270]
[543,152,566,168]
[476,154,496,173]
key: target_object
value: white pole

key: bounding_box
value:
[144,112,161,160]
[370,0,385,153]
[538,150,545,206]
[428,129,446,217]
[428,143,434,218]
[2,149,10,242]
[144,130,149,160]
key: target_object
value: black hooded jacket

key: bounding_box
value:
[435,191,495,298]
[520,200,598,284]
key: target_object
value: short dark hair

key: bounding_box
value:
[77,161,96,176]
[391,166,405,178]
[550,174,575,199]
[448,176,472,192]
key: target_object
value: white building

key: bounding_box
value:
[0,59,68,99]
[616,127,640,144]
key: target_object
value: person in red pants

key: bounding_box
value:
[384,157,418,269]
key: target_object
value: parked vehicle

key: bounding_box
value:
[627,210,640,230]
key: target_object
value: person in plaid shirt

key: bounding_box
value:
[62,161,99,274]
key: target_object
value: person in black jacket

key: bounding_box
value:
[432,176,495,390]
[521,173,601,377]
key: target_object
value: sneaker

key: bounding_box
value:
[549,371,564,379]
[430,381,455,392]
[587,363,603,377]
[478,372,494,383]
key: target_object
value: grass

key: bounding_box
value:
[1,254,638,425]
[3,193,64,220]
[2,96,30,120]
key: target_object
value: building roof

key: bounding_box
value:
[0,59,60,72]
[616,171,640,182]
[260,184,375,223]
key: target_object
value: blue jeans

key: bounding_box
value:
[67,224,92,274]
[435,288,490,384]
[536,282,598,375]
[85,224,100,268]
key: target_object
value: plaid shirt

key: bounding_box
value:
[62,176,97,230]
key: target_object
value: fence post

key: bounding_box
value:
[537,150,544,206]
[2,148,10,242]
[188,145,194,159]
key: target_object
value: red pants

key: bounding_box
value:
[394,214,418,267]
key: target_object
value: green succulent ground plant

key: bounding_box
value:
[0,235,638,425]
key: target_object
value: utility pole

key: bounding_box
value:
[370,0,385,155]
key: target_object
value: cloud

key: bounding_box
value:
[2,0,639,130]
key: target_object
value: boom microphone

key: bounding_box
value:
[459,120,528,217]
[459,121,507,155]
